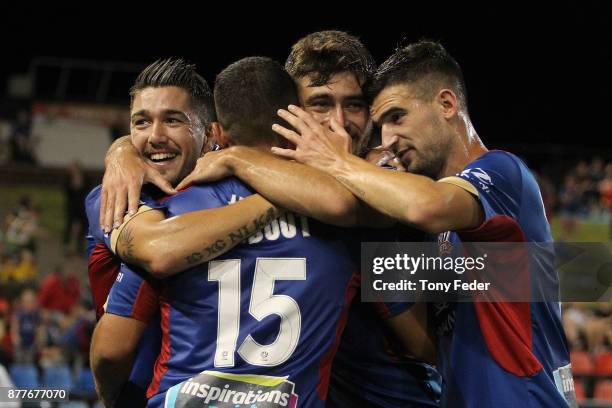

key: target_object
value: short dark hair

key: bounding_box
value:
[130,58,216,133]
[214,56,298,146]
[285,30,375,87]
[367,40,468,109]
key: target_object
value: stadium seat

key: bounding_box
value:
[72,367,96,397]
[594,379,612,401]
[9,364,38,388]
[42,365,73,391]
[595,352,612,375]
[571,350,595,375]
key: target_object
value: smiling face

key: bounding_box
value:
[297,71,370,154]
[130,86,204,186]
[371,83,453,180]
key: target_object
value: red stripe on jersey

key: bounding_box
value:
[317,272,360,400]
[88,243,120,319]
[131,279,160,324]
[147,300,171,399]
[460,215,543,377]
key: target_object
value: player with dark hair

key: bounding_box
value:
[271,39,576,408]
[284,30,374,157]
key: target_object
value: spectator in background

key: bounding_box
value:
[0,297,11,367]
[0,249,37,284]
[598,163,612,211]
[8,109,36,164]
[37,309,65,368]
[37,263,80,314]
[59,300,95,367]
[10,288,40,364]
[535,172,556,222]
[4,196,39,254]
[558,174,582,240]
[63,160,88,255]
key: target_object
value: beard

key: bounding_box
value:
[406,152,446,180]
[401,135,452,180]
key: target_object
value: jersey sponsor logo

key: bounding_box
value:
[459,168,492,192]
[553,364,578,408]
[165,371,298,408]
[438,231,453,256]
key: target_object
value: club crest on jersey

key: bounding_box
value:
[166,371,298,408]
[438,231,453,256]
[459,167,492,192]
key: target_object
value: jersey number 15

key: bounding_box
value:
[208,258,306,368]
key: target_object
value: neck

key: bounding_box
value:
[440,111,487,178]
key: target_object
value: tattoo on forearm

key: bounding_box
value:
[335,176,366,198]
[117,225,136,263]
[184,207,279,266]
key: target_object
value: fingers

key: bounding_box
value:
[271,123,302,145]
[127,182,141,217]
[113,190,127,229]
[175,174,194,191]
[286,105,324,133]
[103,189,115,233]
[147,169,176,195]
[277,106,324,140]
[329,117,350,138]
[99,187,109,232]
[329,117,352,152]
[270,147,297,160]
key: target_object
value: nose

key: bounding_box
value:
[331,104,346,128]
[381,125,399,149]
[148,121,168,146]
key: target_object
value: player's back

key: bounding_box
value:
[147,178,359,408]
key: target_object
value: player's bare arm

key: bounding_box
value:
[271,105,483,234]
[177,147,393,229]
[112,194,282,278]
[100,135,176,233]
[385,303,437,364]
[91,313,147,407]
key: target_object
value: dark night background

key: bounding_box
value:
[1,2,610,169]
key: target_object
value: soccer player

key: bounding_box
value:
[86,59,284,407]
[270,40,576,407]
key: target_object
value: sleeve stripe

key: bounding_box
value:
[110,205,155,254]
[438,176,479,197]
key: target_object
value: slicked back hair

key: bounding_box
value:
[367,40,468,110]
[130,58,216,134]
[285,30,375,87]
[214,56,299,147]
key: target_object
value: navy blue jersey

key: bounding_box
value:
[85,185,163,405]
[434,151,575,407]
[115,177,360,408]
[328,226,441,408]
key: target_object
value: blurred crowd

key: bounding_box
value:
[539,157,612,222]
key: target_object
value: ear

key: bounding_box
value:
[211,122,232,149]
[436,89,459,119]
